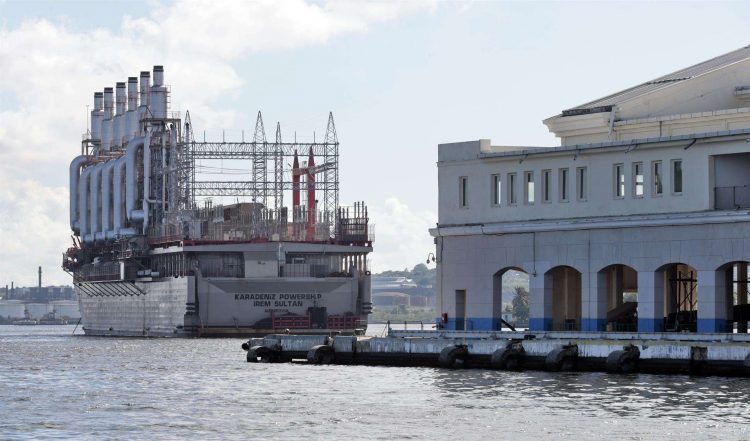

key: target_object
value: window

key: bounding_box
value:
[524,171,534,204]
[633,162,644,198]
[491,174,501,206]
[508,173,517,205]
[652,161,663,196]
[614,164,625,198]
[459,176,468,208]
[576,167,587,201]
[672,160,683,194]
[559,168,569,202]
[542,169,551,203]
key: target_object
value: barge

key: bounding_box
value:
[64,66,373,337]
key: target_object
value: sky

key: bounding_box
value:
[0,0,749,286]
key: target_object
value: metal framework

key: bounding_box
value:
[182,112,341,238]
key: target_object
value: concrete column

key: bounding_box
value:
[739,263,748,333]
[697,269,730,333]
[529,272,552,331]
[637,270,664,332]
[582,270,607,331]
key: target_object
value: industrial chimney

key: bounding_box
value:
[113,82,126,148]
[101,87,114,151]
[90,92,104,142]
[150,66,168,119]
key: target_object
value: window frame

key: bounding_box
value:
[559,168,569,202]
[614,163,625,199]
[541,169,551,203]
[508,173,517,205]
[632,162,644,198]
[652,160,663,197]
[524,171,535,205]
[576,166,587,201]
[671,159,683,195]
[491,174,501,206]
[459,176,468,208]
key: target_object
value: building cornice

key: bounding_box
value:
[435,128,750,166]
[429,210,750,237]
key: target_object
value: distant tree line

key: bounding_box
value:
[375,263,435,288]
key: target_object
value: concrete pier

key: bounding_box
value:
[242,330,750,376]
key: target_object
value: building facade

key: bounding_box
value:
[432,45,750,333]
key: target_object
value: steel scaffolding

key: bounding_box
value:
[178,111,343,241]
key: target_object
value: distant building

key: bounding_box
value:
[371,276,418,291]
[432,46,750,333]
[372,291,410,307]
[0,285,76,302]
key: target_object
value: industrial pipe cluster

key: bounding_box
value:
[69,66,176,244]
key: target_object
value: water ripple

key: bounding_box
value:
[2,325,750,440]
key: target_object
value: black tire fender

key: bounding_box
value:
[247,345,277,363]
[545,345,578,372]
[307,345,335,365]
[439,345,468,369]
[491,343,525,370]
[606,346,640,374]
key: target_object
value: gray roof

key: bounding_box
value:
[561,45,750,117]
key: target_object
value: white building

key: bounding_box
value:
[432,45,750,333]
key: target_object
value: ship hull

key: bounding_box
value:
[76,275,368,337]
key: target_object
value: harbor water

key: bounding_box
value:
[1,325,750,440]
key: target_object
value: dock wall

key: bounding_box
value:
[243,331,750,376]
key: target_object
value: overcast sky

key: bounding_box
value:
[1,0,749,286]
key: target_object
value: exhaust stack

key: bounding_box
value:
[150,65,167,119]
[90,92,104,141]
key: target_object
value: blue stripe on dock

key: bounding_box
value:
[581,318,607,331]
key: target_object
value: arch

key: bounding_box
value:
[718,261,750,333]
[597,264,638,332]
[544,265,582,331]
[492,267,529,330]
[656,262,698,332]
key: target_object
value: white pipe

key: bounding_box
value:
[125,136,147,222]
[78,166,93,242]
[101,160,116,239]
[169,127,177,211]
[90,163,104,241]
[69,155,88,232]
[112,156,127,237]
[141,135,153,234]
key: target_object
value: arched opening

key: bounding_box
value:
[719,261,750,333]
[546,266,582,331]
[657,263,698,332]
[598,264,638,332]
[492,267,529,330]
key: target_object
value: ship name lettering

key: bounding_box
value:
[274,300,304,307]
[235,293,277,301]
